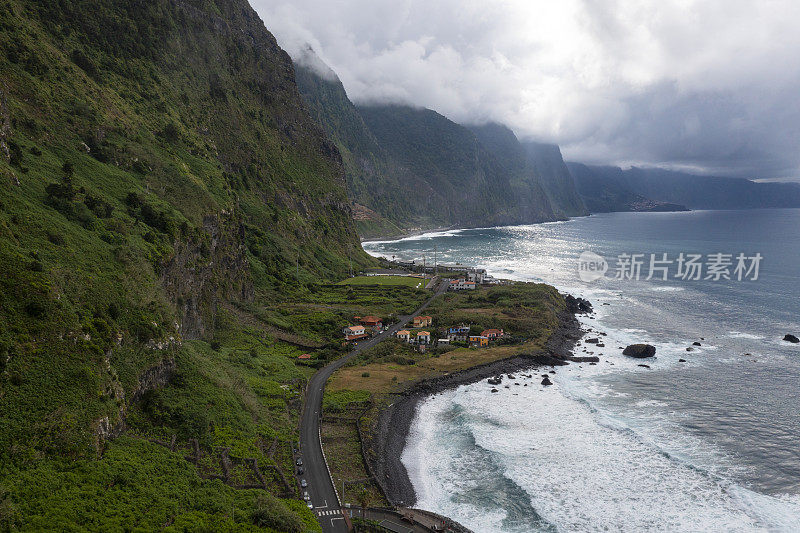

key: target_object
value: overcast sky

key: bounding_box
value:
[252,0,800,180]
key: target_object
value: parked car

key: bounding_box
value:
[295,458,303,466]
[303,491,310,501]
[306,502,313,509]
[297,467,305,475]
[300,479,308,488]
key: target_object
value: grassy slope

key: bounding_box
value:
[0,0,395,529]
[337,275,427,289]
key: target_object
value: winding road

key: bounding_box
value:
[298,278,448,532]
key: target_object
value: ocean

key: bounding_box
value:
[362,208,800,532]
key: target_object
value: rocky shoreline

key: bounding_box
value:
[364,307,584,507]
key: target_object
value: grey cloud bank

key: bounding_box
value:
[252,0,800,180]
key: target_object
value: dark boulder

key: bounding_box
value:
[686,347,694,352]
[638,364,651,369]
[491,388,498,393]
[692,341,702,346]
[678,359,687,362]
[585,338,600,344]
[783,334,799,343]
[565,295,593,314]
[541,375,553,386]
[623,344,656,358]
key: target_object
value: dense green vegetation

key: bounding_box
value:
[337,275,427,288]
[0,0,392,529]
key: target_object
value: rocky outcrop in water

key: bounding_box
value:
[623,344,656,358]
[565,295,593,314]
[783,334,799,343]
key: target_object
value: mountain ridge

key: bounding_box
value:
[294,49,587,237]
[568,162,800,211]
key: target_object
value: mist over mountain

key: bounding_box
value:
[295,49,588,237]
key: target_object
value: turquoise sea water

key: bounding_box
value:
[364,209,800,532]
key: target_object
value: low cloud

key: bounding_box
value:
[253,0,800,179]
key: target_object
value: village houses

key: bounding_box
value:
[449,279,476,291]
[481,328,504,339]
[469,335,489,347]
[412,315,432,328]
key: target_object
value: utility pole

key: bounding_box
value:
[434,244,438,275]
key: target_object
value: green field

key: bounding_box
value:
[338,275,427,289]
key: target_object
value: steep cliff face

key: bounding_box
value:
[521,142,588,217]
[357,104,521,228]
[469,123,557,223]
[0,0,372,468]
[160,212,254,340]
[293,48,406,235]
[294,51,565,236]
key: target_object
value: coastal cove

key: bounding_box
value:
[362,209,800,532]
[364,310,584,508]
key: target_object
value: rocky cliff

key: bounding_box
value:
[0,0,372,527]
[294,50,573,237]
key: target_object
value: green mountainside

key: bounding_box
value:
[0,0,379,529]
[467,123,558,222]
[294,51,587,238]
[356,104,521,229]
[520,141,588,217]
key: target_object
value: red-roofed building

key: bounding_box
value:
[481,329,504,339]
[412,315,432,327]
[298,353,312,360]
[357,315,383,331]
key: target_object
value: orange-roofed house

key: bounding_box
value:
[469,335,489,347]
[412,315,432,328]
[396,329,411,342]
[343,325,368,341]
[298,353,312,360]
[481,328,504,339]
[358,315,383,331]
[416,331,431,344]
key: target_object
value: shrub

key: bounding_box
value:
[250,494,304,533]
[70,49,99,79]
[361,372,370,378]
[47,231,65,245]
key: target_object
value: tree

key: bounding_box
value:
[356,486,372,519]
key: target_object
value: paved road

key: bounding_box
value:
[298,278,448,532]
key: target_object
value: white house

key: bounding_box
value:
[343,325,367,341]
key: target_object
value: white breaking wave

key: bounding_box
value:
[404,380,799,532]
